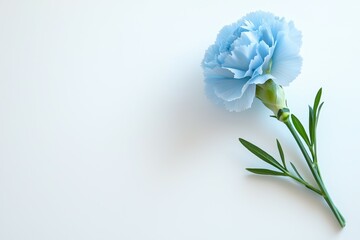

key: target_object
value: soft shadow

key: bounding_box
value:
[159,71,276,164]
[245,174,346,232]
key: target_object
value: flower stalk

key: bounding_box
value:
[283,115,346,227]
[241,83,346,228]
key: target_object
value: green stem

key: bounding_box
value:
[284,118,346,228]
[284,171,322,195]
[312,130,323,179]
[313,130,318,165]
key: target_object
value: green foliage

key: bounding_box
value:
[316,102,324,126]
[239,138,283,170]
[290,162,304,180]
[308,106,315,145]
[313,88,322,113]
[307,88,325,146]
[276,139,286,169]
[291,114,311,147]
[246,168,285,176]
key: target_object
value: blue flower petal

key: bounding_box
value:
[259,25,274,47]
[223,84,256,112]
[224,68,246,79]
[239,31,260,45]
[225,42,256,68]
[245,54,263,77]
[202,45,220,68]
[257,41,270,60]
[215,24,239,52]
[287,21,302,49]
[254,41,271,75]
[213,79,247,101]
[271,31,302,85]
[248,73,274,85]
[261,45,275,73]
[242,11,280,30]
[204,67,234,80]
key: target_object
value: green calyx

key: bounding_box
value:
[277,108,290,122]
[255,79,289,122]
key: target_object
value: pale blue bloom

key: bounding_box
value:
[202,11,302,112]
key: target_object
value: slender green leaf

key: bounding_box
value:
[239,138,283,170]
[308,106,315,145]
[276,139,286,169]
[290,162,304,180]
[316,102,324,126]
[246,168,286,176]
[291,114,311,147]
[313,88,322,113]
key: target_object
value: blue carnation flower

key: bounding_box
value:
[202,11,302,112]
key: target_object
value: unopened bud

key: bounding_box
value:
[256,79,289,122]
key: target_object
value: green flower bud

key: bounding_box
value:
[256,79,290,122]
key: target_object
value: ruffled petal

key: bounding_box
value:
[254,41,271,75]
[259,25,274,47]
[240,11,277,29]
[238,31,260,45]
[202,45,220,69]
[213,79,247,101]
[287,21,302,49]
[223,84,256,112]
[248,73,274,85]
[261,45,275,73]
[245,54,263,77]
[224,68,246,79]
[203,67,234,80]
[271,31,302,86]
[257,40,270,60]
[215,24,239,52]
[223,42,256,71]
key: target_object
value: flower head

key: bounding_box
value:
[202,11,302,112]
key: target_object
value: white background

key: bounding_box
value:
[0,0,359,239]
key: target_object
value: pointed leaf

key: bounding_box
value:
[246,168,286,176]
[291,114,311,147]
[308,106,315,145]
[239,138,283,170]
[313,88,322,113]
[316,102,324,126]
[290,162,304,180]
[276,139,286,169]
